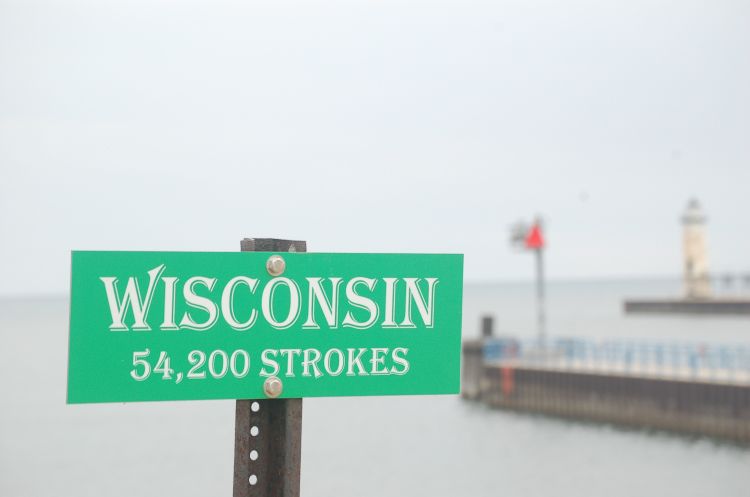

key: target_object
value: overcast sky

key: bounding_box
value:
[1,0,748,296]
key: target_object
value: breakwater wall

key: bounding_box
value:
[462,336,750,444]
[624,298,750,315]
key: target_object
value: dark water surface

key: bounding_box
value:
[1,280,749,497]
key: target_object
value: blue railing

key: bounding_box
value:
[483,337,750,382]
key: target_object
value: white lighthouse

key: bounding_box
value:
[681,198,711,299]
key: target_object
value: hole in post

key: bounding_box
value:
[251,402,260,412]
[249,475,257,485]
[250,450,258,461]
[250,426,259,436]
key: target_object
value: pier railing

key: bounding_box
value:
[484,337,750,384]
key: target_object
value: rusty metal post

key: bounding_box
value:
[233,238,306,497]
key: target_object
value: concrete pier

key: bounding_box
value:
[624,299,750,315]
[462,337,750,444]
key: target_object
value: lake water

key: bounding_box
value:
[1,279,749,497]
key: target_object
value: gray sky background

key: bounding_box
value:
[1,0,748,296]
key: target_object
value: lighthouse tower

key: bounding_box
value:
[681,198,711,299]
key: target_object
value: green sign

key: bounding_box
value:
[67,251,463,403]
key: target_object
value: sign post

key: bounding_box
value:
[234,238,305,497]
[67,242,463,494]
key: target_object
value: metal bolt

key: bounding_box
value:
[266,255,285,276]
[263,376,283,398]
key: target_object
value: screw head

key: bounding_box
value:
[263,376,283,398]
[266,255,285,276]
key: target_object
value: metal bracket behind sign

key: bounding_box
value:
[233,238,306,497]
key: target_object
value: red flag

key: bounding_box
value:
[525,223,544,250]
